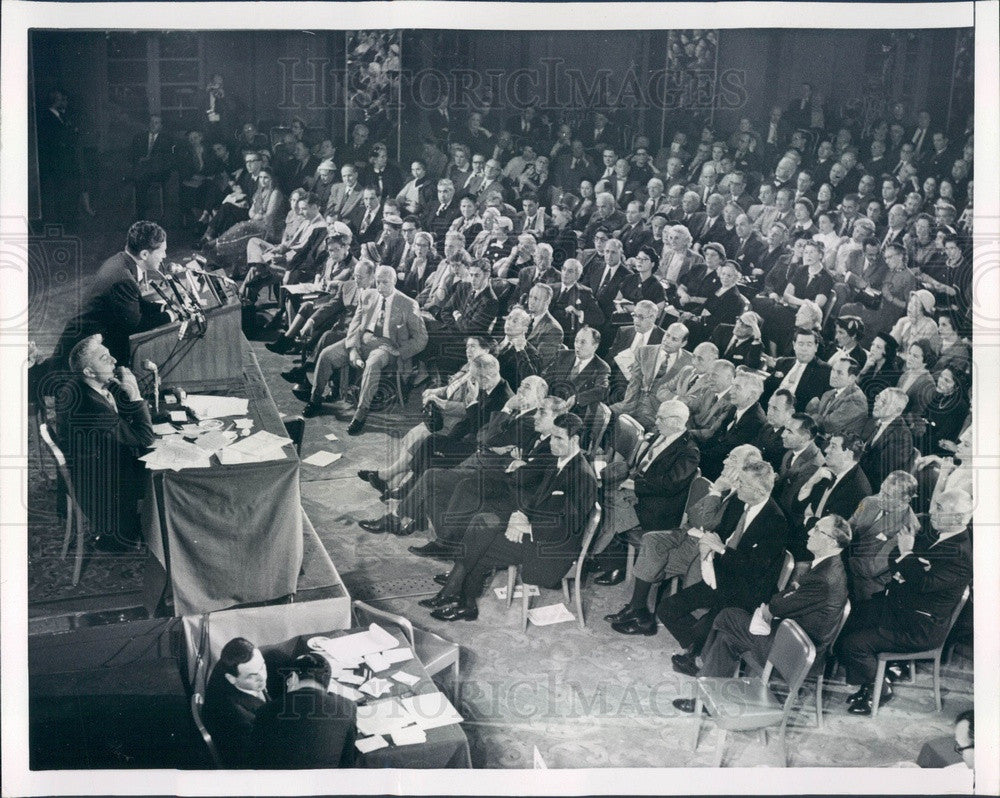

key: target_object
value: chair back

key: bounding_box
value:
[680,472,710,527]
[762,619,816,702]
[589,403,612,456]
[38,422,71,481]
[569,502,603,582]
[945,585,971,638]
[190,692,222,768]
[776,550,795,591]
[352,600,417,649]
[613,414,645,464]
[823,599,851,651]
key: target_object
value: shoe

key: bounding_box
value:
[611,614,658,636]
[358,470,389,494]
[846,685,868,704]
[672,698,709,715]
[292,384,312,401]
[418,592,459,609]
[603,605,638,624]
[886,662,911,683]
[595,568,626,586]
[408,541,457,559]
[390,519,420,537]
[347,416,366,436]
[302,401,328,418]
[358,515,395,533]
[433,573,450,586]
[266,337,294,354]
[671,652,700,677]
[430,602,479,622]
[385,486,407,501]
[282,367,306,383]
[847,682,892,716]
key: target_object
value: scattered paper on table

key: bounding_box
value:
[364,651,392,673]
[494,584,540,601]
[169,410,187,423]
[400,692,463,730]
[315,624,398,667]
[223,429,290,462]
[527,602,575,627]
[184,394,250,419]
[355,735,388,754]
[234,418,254,430]
[382,647,413,665]
[391,726,427,746]
[326,680,363,703]
[152,423,176,435]
[302,450,343,467]
[193,430,238,453]
[356,697,416,737]
[336,671,366,686]
[140,437,213,471]
[324,432,339,441]
[360,677,394,698]
[391,671,420,687]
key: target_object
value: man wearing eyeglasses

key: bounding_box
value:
[606,299,665,401]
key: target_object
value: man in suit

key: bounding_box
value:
[582,193,627,249]
[253,653,356,768]
[49,221,174,370]
[606,300,665,400]
[419,412,598,621]
[692,193,729,250]
[764,329,831,412]
[836,490,972,715]
[55,334,156,551]
[698,370,767,480]
[586,238,638,349]
[421,178,462,248]
[360,142,404,202]
[754,388,796,470]
[514,242,560,307]
[859,387,914,490]
[674,513,851,696]
[494,307,542,390]
[347,186,383,249]
[806,357,870,438]
[301,266,427,433]
[425,258,499,371]
[543,326,611,444]
[547,258,604,343]
[617,201,655,259]
[730,213,767,274]
[553,139,593,192]
[524,283,565,369]
[128,114,174,217]
[660,459,790,674]
[325,164,364,221]
[203,637,270,769]
[591,399,700,584]
[772,412,824,517]
[610,322,692,430]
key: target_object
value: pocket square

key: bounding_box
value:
[552,490,565,496]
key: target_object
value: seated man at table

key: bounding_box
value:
[203,637,270,769]
[659,459,789,676]
[673,513,850,701]
[254,653,357,769]
[417,412,598,622]
[299,265,428,434]
[55,334,156,552]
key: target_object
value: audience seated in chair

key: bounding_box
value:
[202,637,270,769]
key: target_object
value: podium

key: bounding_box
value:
[129,300,243,391]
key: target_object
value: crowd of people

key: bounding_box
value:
[37,73,975,764]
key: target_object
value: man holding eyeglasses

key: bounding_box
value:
[606,299,665,401]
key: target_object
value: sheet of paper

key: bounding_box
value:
[336,672,366,686]
[749,605,772,636]
[169,410,188,423]
[217,447,276,465]
[301,450,343,467]
[493,584,540,601]
[192,430,238,453]
[382,647,414,665]
[355,735,388,754]
[364,652,392,673]
[223,429,291,462]
[140,437,214,471]
[324,432,339,441]
[326,680,363,703]
[390,726,427,746]
[390,671,421,687]
[234,418,254,430]
[152,422,177,435]
[613,348,636,376]
[316,623,399,666]
[400,692,464,731]
[360,677,394,698]
[527,602,576,627]
[356,697,416,737]
[184,394,250,419]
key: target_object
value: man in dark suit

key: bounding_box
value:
[347,187,383,249]
[360,142,404,202]
[698,370,767,480]
[55,334,156,552]
[49,221,174,370]
[754,388,796,471]
[859,387,914,490]
[253,653,356,768]
[494,307,542,390]
[542,326,611,445]
[617,201,654,258]
[203,637,270,769]
[524,283,565,369]
[659,459,790,675]
[514,243,560,307]
[547,259,604,344]
[730,213,767,274]
[425,259,499,371]
[419,412,598,621]
[763,329,831,412]
[128,114,174,216]
[675,513,851,696]
[836,490,973,715]
[582,193,627,249]
[585,238,637,350]
[691,193,729,250]
[421,178,462,248]
[771,411,823,516]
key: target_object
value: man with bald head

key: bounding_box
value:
[607,299,665,399]
[611,322,692,429]
[547,258,604,343]
[731,212,766,275]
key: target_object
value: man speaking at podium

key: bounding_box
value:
[51,220,176,370]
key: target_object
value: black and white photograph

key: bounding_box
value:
[1,1,997,795]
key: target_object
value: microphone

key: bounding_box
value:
[149,278,188,320]
[142,359,160,415]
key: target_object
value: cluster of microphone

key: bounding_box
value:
[148,258,210,340]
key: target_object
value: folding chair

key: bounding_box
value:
[691,619,815,767]
[776,550,795,591]
[507,503,603,631]
[188,618,222,768]
[38,422,86,586]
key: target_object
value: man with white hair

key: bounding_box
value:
[582,191,626,248]
[659,224,704,288]
[422,177,461,247]
[514,242,559,305]
[299,265,427,434]
[859,387,914,488]
[547,258,604,342]
[495,306,542,389]
[837,489,972,715]
[697,368,767,480]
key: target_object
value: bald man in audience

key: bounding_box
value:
[611,322,691,429]
[686,358,736,441]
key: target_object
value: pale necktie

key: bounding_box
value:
[780,360,806,393]
[369,295,385,333]
[725,509,749,549]
[635,434,661,472]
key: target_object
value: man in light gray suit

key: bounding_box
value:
[610,322,692,429]
[805,357,869,438]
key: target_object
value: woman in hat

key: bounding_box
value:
[677,241,724,313]
[827,315,868,372]
[890,289,941,354]
[710,309,763,370]
[789,197,818,241]
[624,245,666,307]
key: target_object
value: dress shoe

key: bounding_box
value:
[358,469,389,494]
[672,698,709,715]
[611,614,658,636]
[418,592,459,609]
[390,519,420,537]
[282,367,306,383]
[408,541,457,559]
[671,652,700,677]
[603,604,638,624]
[358,515,395,533]
[847,680,893,715]
[302,402,328,419]
[433,573,450,586]
[430,602,479,622]
[265,337,293,354]
[886,662,911,683]
[845,685,868,704]
[292,385,313,402]
[347,416,366,436]
[595,568,626,586]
